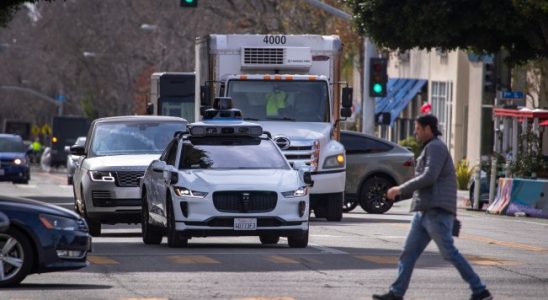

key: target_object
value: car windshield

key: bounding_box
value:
[0,137,25,152]
[89,122,185,157]
[179,137,289,170]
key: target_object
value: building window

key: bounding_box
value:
[431,81,453,148]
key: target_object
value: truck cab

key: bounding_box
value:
[196,34,352,221]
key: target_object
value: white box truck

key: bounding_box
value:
[195,34,353,221]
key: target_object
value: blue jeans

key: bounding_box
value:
[390,209,486,297]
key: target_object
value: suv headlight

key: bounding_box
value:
[89,170,115,182]
[323,153,345,169]
[282,186,308,198]
[14,158,27,165]
[39,214,78,231]
[173,186,208,198]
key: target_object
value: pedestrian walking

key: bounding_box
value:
[372,114,492,300]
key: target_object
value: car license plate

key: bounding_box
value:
[234,218,257,230]
[0,169,4,176]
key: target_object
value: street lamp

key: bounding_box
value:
[140,23,158,31]
[82,51,98,58]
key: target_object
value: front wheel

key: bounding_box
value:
[141,192,163,245]
[0,228,34,287]
[166,196,188,248]
[287,231,309,248]
[359,176,394,214]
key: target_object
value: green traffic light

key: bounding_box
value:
[185,0,194,2]
[373,83,383,94]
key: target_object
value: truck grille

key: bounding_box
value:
[213,191,277,213]
[115,171,144,187]
[273,138,319,171]
[243,48,284,65]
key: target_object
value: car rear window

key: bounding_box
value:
[341,133,393,154]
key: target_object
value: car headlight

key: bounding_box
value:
[173,186,208,198]
[39,214,79,231]
[323,153,345,169]
[282,186,308,198]
[89,170,115,182]
[14,158,27,165]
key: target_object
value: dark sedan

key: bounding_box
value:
[0,134,31,184]
[0,196,91,287]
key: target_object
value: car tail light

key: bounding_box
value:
[403,158,414,167]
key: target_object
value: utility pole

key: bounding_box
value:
[302,0,378,134]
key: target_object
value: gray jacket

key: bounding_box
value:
[399,137,457,215]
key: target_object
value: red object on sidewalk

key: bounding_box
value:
[420,103,432,114]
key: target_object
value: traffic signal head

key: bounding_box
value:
[180,0,197,7]
[369,58,388,97]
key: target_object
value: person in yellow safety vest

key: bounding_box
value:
[266,88,287,116]
[30,138,42,164]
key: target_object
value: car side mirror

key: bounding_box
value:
[151,160,166,173]
[162,165,179,184]
[70,145,86,156]
[64,145,71,153]
[297,165,314,187]
[0,211,10,232]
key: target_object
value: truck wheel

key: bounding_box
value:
[141,192,163,245]
[0,228,35,287]
[166,196,188,248]
[288,231,309,248]
[326,193,343,221]
[359,176,394,214]
[259,235,280,245]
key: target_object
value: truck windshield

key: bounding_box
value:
[179,137,289,170]
[227,80,330,122]
[89,122,186,157]
[159,97,194,122]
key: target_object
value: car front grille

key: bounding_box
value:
[115,171,144,187]
[91,190,140,207]
[212,191,277,213]
[0,159,13,167]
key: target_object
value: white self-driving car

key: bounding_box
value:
[71,116,187,236]
[140,102,312,248]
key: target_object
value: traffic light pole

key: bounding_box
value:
[362,39,378,135]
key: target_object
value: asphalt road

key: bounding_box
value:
[1,167,547,299]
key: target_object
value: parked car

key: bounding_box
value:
[0,196,91,287]
[65,136,86,185]
[140,116,311,248]
[0,134,31,184]
[71,116,188,236]
[340,131,415,214]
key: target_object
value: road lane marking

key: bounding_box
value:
[167,255,220,264]
[309,243,348,254]
[465,255,519,266]
[14,184,37,188]
[88,256,119,265]
[265,255,300,264]
[233,297,295,300]
[119,298,168,300]
[355,255,398,265]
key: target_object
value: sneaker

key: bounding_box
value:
[372,291,403,300]
[470,289,492,300]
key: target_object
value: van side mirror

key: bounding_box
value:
[70,145,86,156]
[342,87,353,108]
[200,85,211,107]
[340,107,352,118]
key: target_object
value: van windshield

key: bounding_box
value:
[0,137,25,153]
[226,80,330,122]
[89,122,186,157]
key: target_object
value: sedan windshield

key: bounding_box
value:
[179,137,289,170]
[89,122,185,157]
[0,137,25,152]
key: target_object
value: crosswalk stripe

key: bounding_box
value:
[265,255,300,264]
[167,255,220,264]
[355,255,398,264]
[88,256,119,265]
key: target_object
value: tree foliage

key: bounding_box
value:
[345,0,548,64]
